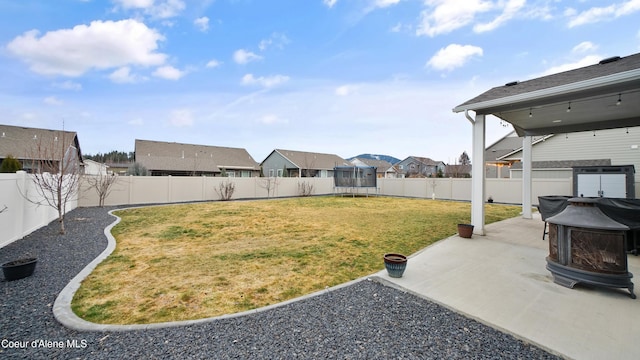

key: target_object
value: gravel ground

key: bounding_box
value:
[1,207,561,359]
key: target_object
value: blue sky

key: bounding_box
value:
[1,0,639,164]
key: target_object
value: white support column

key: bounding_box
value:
[471,114,486,235]
[522,135,533,219]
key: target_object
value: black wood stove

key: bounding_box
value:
[546,197,635,299]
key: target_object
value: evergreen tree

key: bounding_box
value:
[0,155,22,173]
[459,151,470,165]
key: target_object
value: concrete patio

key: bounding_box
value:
[377,212,640,360]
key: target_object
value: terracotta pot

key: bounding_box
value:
[2,258,37,281]
[383,253,407,278]
[457,224,474,238]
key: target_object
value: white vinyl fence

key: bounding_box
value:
[0,171,78,248]
[3,172,638,248]
[76,175,576,207]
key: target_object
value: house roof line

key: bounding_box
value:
[495,134,555,160]
[218,165,257,170]
[452,68,640,113]
[274,149,297,167]
[485,130,516,150]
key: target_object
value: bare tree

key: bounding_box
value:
[430,178,437,200]
[297,181,314,196]
[25,131,81,234]
[215,180,236,201]
[258,176,280,198]
[85,172,119,207]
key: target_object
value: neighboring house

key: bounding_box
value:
[82,159,108,176]
[0,124,83,173]
[350,157,397,178]
[499,126,640,180]
[260,149,350,177]
[395,156,446,178]
[485,131,548,178]
[134,139,260,177]
[104,162,132,175]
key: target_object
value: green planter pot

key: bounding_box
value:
[383,253,407,278]
[2,258,37,281]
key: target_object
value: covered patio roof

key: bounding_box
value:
[452,52,640,234]
[454,52,640,135]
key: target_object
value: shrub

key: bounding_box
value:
[215,181,235,201]
[0,155,22,173]
[126,162,149,176]
[298,181,314,196]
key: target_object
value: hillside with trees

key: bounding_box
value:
[84,150,134,163]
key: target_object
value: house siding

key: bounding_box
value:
[260,149,348,178]
[502,127,640,181]
[260,152,296,177]
[396,157,445,177]
[510,169,573,179]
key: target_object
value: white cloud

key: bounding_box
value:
[537,55,601,77]
[194,16,209,32]
[416,0,536,36]
[258,33,290,51]
[572,41,597,54]
[390,22,412,33]
[109,66,144,83]
[44,96,63,105]
[372,0,401,8]
[567,0,640,28]
[6,19,167,77]
[241,73,289,88]
[427,44,483,71]
[233,49,263,64]
[53,80,82,91]
[323,0,338,8]
[473,0,525,33]
[335,84,358,96]
[152,65,185,80]
[113,0,154,8]
[113,0,186,19]
[416,0,493,37]
[168,109,193,127]
[152,67,179,80]
[151,0,185,19]
[206,59,221,68]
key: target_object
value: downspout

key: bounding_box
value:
[465,109,475,124]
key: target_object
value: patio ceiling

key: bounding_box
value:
[453,53,640,136]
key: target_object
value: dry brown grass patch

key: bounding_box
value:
[72,196,521,324]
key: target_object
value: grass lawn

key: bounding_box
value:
[72,196,521,324]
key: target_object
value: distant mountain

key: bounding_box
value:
[347,154,401,165]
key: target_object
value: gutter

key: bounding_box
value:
[452,68,640,113]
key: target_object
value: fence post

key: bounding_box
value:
[14,171,27,242]
[202,175,206,200]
